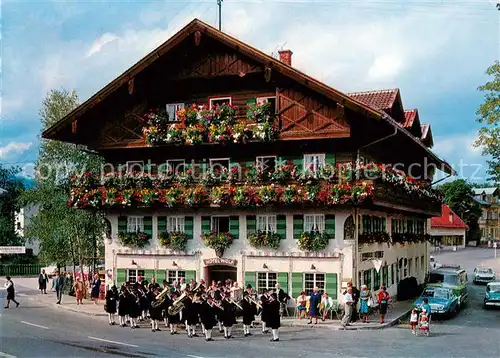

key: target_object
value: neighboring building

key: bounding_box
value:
[430,204,468,251]
[41,19,452,301]
[473,187,500,242]
[14,205,41,255]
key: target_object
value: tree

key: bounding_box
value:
[474,61,500,183]
[22,89,105,270]
[438,179,482,243]
[0,165,24,247]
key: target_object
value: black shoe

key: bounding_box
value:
[109,322,113,326]
[271,338,279,342]
[151,329,155,332]
[244,333,249,337]
[112,322,116,325]
[56,301,61,305]
[156,328,161,331]
[206,338,213,342]
[3,306,8,309]
[219,330,223,333]
[192,333,198,337]
[248,332,253,336]
[307,320,312,324]
[228,335,232,339]
[188,334,193,338]
[16,302,20,308]
[171,332,175,335]
[224,336,229,339]
[131,326,135,329]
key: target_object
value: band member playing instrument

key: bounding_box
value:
[168,292,181,335]
[260,289,270,334]
[200,296,219,341]
[105,286,118,325]
[221,293,237,339]
[214,290,224,333]
[268,293,281,342]
[138,285,149,321]
[149,288,163,332]
[241,291,257,336]
[128,288,140,329]
[118,286,129,327]
[184,293,200,338]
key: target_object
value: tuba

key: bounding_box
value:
[151,287,170,309]
[168,291,188,315]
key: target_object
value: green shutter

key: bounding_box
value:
[116,269,127,286]
[247,97,257,105]
[201,216,211,234]
[293,215,303,239]
[291,272,303,298]
[184,216,194,239]
[143,216,153,235]
[118,217,127,234]
[245,160,255,170]
[325,273,338,299]
[144,269,156,283]
[185,270,196,282]
[158,216,167,233]
[291,157,302,169]
[325,153,336,166]
[247,215,257,234]
[278,272,288,293]
[276,215,286,238]
[229,216,239,238]
[325,214,335,237]
[244,271,256,290]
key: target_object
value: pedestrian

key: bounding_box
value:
[377,284,390,324]
[341,287,354,328]
[91,274,101,305]
[409,308,418,334]
[421,297,432,331]
[359,284,370,323]
[73,276,85,305]
[105,286,118,325]
[308,286,321,325]
[4,276,20,308]
[268,292,281,342]
[54,271,65,304]
[38,269,48,294]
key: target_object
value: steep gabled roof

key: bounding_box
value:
[420,124,434,148]
[403,109,418,128]
[473,187,498,196]
[431,204,468,229]
[346,89,399,112]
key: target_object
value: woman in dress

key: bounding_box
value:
[105,286,118,325]
[359,284,370,323]
[308,287,321,325]
[91,274,101,305]
[73,277,85,305]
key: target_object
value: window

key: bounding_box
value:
[408,258,413,276]
[304,273,325,293]
[256,156,276,174]
[167,159,186,174]
[127,269,145,284]
[209,97,232,108]
[415,258,419,276]
[166,103,185,121]
[212,216,230,234]
[167,270,185,284]
[257,215,277,233]
[210,158,230,172]
[303,154,325,173]
[382,265,389,287]
[127,216,144,233]
[167,216,185,232]
[257,272,277,294]
[304,214,325,232]
[421,256,424,272]
[126,161,144,174]
[391,263,395,285]
[256,96,277,114]
[363,270,372,290]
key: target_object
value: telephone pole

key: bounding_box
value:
[217,0,223,30]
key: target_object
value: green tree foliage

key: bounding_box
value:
[475,61,500,183]
[438,179,482,243]
[0,165,24,246]
[22,89,105,269]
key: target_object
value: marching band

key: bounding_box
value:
[105,278,282,342]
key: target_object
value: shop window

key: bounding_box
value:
[167,270,185,284]
[304,214,325,232]
[212,216,230,234]
[127,216,144,233]
[167,216,185,232]
[257,215,277,233]
[127,269,145,284]
[304,273,325,294]
[257,272,277,294]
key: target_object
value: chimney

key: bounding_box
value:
[278,49,293,66]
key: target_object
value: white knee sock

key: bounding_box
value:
[227,326,232,336]
[154,320,158,330]
[186,325,191,335]
[244,324,250,334]
[206,328,212,339]
[151,320,155,329]
[191,325,196,335]
[119,316,124,325]
[201,323,206,334]
[170,324,175,333]
[108,313,113,324]
[262,322,267,332]
[218,321,222,331]
[272,329,279,340]
[223,326,228,337]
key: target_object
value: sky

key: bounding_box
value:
[0,0,498,184]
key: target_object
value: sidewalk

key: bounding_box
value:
[7,277,412,330]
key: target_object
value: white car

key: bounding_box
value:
[473,267,496,284]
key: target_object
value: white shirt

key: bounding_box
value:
[4,281,13,289]
[344,292,353,304]
[180,283,187,291]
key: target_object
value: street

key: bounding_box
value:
[1,248,500,358]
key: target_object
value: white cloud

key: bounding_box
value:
[433,132,482,160]
[0,142,32,159]
[86,33,119,58]
[367,54,404,82]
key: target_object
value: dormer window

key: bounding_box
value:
[209,97,232,108]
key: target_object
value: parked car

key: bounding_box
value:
[484,282,500,309]
[414,286,459,317]
[427,266,468,308]
[473,267,496,285]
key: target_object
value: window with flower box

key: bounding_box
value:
[167,270,186,284]
[256,96,277,114]
[166,159,186,174]
[304,273,325,294]
[209,97,232,108]
[210,158,230,172]
[212,216,230,234]
[257,215,277,233]
[304,214,325,232]
[127,269,145,284]
[257,272,277,294]
[167,216,185,232]
[127,216,144,233]
[166,103,185,121]
[303,154,325,173]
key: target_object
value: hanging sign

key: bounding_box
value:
[203,258,237,266]
[372,259,383,273]
[0,246,26,254]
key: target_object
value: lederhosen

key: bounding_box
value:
[241,297,257,326]
[200,301,218,330]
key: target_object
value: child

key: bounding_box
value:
[418,308,429,336]
[409,308,418,334]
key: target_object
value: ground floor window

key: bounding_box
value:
[363,270,372,290]
[438,235,463,246]
[167,270,186,284]
[257,272,277,294]
[304,273,325,293]
[127,269,145,283]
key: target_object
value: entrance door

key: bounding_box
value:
[207,265,237,284]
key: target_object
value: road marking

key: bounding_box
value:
[20,321,49,330]
[0,351,17,358]
[88,336,138,348]
[17,293,27,297]
[186,355,205,358]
